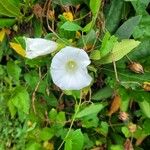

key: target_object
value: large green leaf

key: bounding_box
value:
[105,0,124,33]
[103,68,150,83]
[65,129,84,150]
[115,15,142,39]
[0,18,16,28]
[92,86,113,100]
[0,0,21,17]
[99,39,140,64]
[61,21,82,31]
[75,103,105,118]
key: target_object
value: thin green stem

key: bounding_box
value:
[58,91,83,150]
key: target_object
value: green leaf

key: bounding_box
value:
[65,139,72,150]
[78,29,96,47]
[103,68,150,84]
[0,18,16,28]
[92,86,113,101]
[105,0,124,33]
[100,32,118,58]
[115,15,142,39]
[82,20,94,32]
[99,39,140,64]
[7,61,21,82]
[99,121,109,137]
[8,86,30,115]
[90,50,101,60]
[39,128,54,141]
[33,18,43,38]
[81,114,99,128]
[138,100,150,118]
[61,21,82,31]
[26,142,42,150]
[65,129,84,150]
[54,0,83,6]
[133,15,150,40]
[75,103,105,118]
[7,100,17,118]
[119,88,130,112]
[110,145,124,150]
[0,0,21,17]
[121,126,131,138]
[90,0,101,16]
[131,0,149,15]
[143,119,150,134]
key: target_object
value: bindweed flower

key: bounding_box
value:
[25,38,58,59]
[50,46,92,90]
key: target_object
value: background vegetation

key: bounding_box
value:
[0,0,150,149]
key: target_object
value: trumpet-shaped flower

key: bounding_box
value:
[25,38,58,59]
[50,46,92,90]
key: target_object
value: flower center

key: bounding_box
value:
[66,60,77,72]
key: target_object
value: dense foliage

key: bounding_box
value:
[0,0,150,149]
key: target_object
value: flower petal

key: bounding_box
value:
[50,46,92,90]
[25,38,57,59]
[51,67,92,90]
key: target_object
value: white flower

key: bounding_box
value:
[24,38,58,59]
[50,46,92,90]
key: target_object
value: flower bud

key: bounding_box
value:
[128,62,144,74]
[119,112,129,121]
[143,82,150,92]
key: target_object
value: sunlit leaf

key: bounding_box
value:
[99,39,140,64]
[10,42,26,57]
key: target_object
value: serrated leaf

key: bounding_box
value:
[61,21,82,31]
[99,39,140,64]
[115,15,142,39]
[10,42,26,57]
[75,103,105,118]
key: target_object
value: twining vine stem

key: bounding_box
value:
[58,91,83,150]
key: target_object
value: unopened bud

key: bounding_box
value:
[48,10,55,21]
[128,62,144,74]
[143,82,150,92]
[119,112,129,121]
